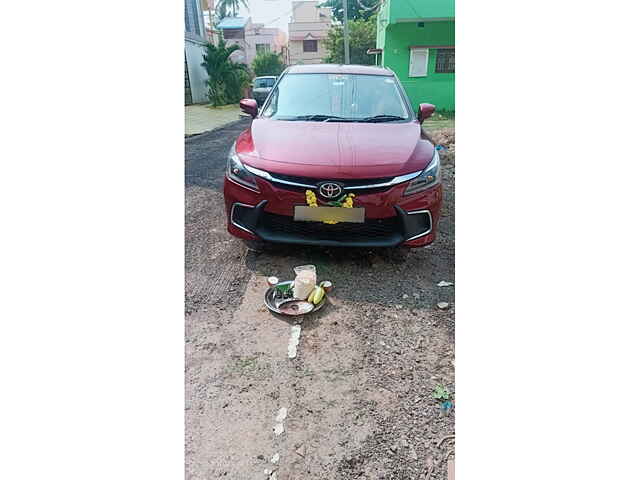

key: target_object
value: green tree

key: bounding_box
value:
[216,0,248,19]
[323,17,377,65]
[201,37,250,105]
[251,52,285,77]
[319,0,378,22]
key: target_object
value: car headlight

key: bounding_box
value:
[226,142,259,191]
[404,149,441,196]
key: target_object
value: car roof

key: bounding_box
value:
[285,64,394,76]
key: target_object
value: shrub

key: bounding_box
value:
[201,37,249,106]
[252,52,285,77]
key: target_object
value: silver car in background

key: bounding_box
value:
[251,76,277,106]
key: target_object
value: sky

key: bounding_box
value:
[203,0,326,39]
[238,0,298,34]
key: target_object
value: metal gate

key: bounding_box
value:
[185,55,193,105]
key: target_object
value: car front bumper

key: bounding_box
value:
[223,175,442,248]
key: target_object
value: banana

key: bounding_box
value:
[312,286,325,304]
[307,288,316,302]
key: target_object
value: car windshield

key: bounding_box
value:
[262,73,410,122]
[254,78,275,88]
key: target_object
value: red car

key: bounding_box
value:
[224,64,442,250]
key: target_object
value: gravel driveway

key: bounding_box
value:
[185,119,455,480]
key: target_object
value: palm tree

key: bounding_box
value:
[201,37,249,105]
[216,0,248,19]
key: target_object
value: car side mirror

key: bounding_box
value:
[240,98,258,118]
[418,103,436,124]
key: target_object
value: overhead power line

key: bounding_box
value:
[355,0,382,12]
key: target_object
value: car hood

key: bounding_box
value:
[236,118,435,179]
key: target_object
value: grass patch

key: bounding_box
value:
[423,110,455,129]
[425,111,454,127]
[435,110,455,120]
[225,355,261,376]
[205,104,239,110]
[236,356,258,369]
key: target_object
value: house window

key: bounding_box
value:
[436,49,455,73]
[223,28,244,39]
[256,44,270,55]
[303,40,318,53]
[409,47,428,77]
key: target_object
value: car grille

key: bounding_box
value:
[255,211,403,246]
[266,172,396,195]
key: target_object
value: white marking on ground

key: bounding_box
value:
[287,325,301,359]
[275,407,287,422]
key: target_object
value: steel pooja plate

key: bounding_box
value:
[264,280,327,316]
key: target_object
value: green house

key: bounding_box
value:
[376,0,455,112]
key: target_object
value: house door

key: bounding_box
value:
[185,55,193,105]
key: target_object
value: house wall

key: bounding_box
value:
[221,20,285,66]
[185,0,209,104]
[222,18,252,65]
[291,1,330,22]
[185,39,209,104]
[389,0,454,21]
[246,26,284,64]
[223,37,250,64]
[288,39,327,64]
[378,16,454,111]
[288,1,332,65]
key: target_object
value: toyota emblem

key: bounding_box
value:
[318,182,343,199]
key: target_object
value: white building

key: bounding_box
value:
[288,1,332,65]
[185,0,209,104]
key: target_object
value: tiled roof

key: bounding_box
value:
[216,17,249,29]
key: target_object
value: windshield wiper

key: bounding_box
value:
[288,114,351,122]
[359,115,406,123]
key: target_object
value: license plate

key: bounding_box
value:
[294,206,365,223]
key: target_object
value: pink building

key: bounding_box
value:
[216,16,287,66]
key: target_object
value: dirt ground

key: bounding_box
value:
[185,119,455,480]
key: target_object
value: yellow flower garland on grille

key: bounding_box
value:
[305,190,356,224]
